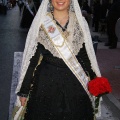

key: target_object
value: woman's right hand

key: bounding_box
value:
[19,97,27,106]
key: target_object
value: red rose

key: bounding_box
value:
[88,77,112,97]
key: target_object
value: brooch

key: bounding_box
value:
[48,25,56,33]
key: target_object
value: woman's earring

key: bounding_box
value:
[50,3,54,13]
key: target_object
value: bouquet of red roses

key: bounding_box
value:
[88,77,112,113]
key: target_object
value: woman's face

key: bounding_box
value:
[51,0,70,11]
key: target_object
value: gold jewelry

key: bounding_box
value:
[49,0,53,13]
[63,30,69,39]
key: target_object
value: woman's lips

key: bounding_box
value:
[57,2,65,6]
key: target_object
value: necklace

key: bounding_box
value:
[51,12,70,39]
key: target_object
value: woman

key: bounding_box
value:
[14,0,102,119]
[20,0,36,28]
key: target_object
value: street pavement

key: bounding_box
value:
[0,5,120,120]
[91,31,120,120]
[0,6,27,120]
[91,31,120,103]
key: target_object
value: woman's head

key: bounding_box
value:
[50,0,70,12]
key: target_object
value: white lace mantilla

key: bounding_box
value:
[37,12,84,58]
[16,0,101,117]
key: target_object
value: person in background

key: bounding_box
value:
[105,0,120,49]
[115,18,120,42]
[17,0,24,14]
[82,0,92,25]
[100,0,109,20]
[1,0,7,14]
[92,0,101,32]
[20,0,36,28]
[10,0,16,7]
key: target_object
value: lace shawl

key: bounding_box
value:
[37,12,84,58]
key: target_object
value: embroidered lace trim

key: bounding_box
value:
[37,12,84,58]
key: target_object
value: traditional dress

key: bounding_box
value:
[17,12,96,120]
[13,0,102,120]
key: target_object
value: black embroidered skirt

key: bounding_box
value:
[24,58,94,120]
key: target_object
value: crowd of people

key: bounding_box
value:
[79,0,120,49]
[6,0,119,49]
[1,0,120,49]
[0,0,17,14]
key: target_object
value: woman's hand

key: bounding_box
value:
[19,97,27,106]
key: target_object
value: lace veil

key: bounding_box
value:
[16,0,101,116]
